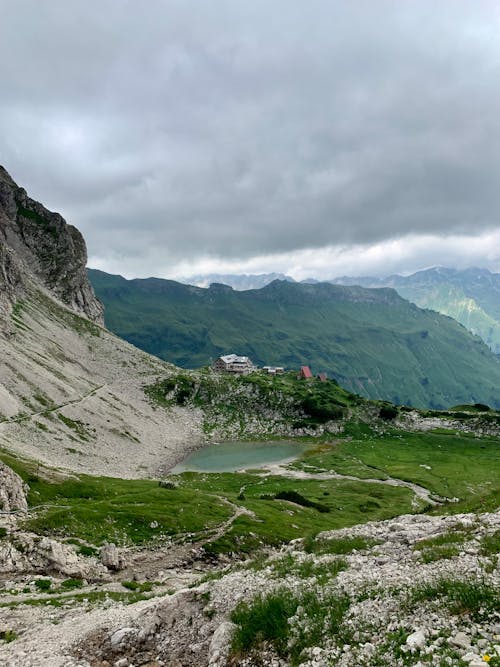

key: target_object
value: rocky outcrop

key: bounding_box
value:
[0,531,108,579]
[0,165,103,324]
[0,461,28,512]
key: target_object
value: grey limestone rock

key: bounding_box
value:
[0,460,28,512]
[0,165,103,324]
[100,543,124,571]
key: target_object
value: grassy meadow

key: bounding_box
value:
[1,421,498,554]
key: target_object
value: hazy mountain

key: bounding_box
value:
[88,269,500,409]
[331,267,500,354]
[181,272,295,290]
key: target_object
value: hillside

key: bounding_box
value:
[0,166,202,478]
[331,267,500,354]
[89,268,500,409]
[0,167,499,667]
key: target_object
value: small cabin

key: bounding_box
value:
[317,372,327,382]
[263,366,285,375]
[298,365,313,380]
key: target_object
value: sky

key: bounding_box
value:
[1,0,500,281]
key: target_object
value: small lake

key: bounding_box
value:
[171,440,308,473]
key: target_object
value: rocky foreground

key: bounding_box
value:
[1,474,498,667]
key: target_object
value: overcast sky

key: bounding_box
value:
[2,1,500,281]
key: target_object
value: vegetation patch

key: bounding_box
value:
[121,580,153,592]
[57,413,92,440]
[413,529,470,563]
[270,553,348,583]
[231,587,351,666]
[0,629,18,643]
[480,530,500,556]
[407,578,500,621]
[274,489,330,513]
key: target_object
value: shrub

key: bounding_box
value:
[379,405,398,420]
[60,578,84,590]
[34,578,52,592]
[158,479,177,489]
[275,490,330,513]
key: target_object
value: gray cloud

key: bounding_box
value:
[1,0,500,276]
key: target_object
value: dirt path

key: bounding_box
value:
[0,383,107,427]
[258,463,444,506]
[119,495,254,581]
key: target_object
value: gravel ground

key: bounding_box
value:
[1,510,497,667]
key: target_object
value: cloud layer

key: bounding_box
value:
[1,1,500,278]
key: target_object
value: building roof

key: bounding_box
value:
[317,372,328,382]
[300,365,313,378]
[219,354,251,364]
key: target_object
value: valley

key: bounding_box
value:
[89,269,500,410]
[0,166,499,666]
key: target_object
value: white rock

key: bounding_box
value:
[449,631,471,649]
[406,630,426,650]
[109,627,137,648]
[208,621,236,665]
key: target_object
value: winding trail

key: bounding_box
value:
[0,383,107,427]
[258,463,444,506]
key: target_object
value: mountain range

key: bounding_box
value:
[88,268,500,409]
[330,267,500,355]
[176,267,500,355]
[181,272,294,290]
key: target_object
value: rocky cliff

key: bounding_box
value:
[0,166,103,325]
[0,167,203,477]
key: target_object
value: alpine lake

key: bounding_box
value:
[171,440,309,473]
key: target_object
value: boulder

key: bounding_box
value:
[0,461,28,512]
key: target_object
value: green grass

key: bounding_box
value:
[270,553,348,584]
[407,578,500,621]
[481,530,500,556]
[231,586,351,665]
[121,580,153,592]
[199,473,415,554]
[413,528,471,562]
[0,421,498,555]
[298,429,500,511]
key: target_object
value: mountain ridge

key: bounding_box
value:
[89,268,500,409]
[0,165,103,325]
[330,267,500,353]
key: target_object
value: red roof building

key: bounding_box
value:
[298,365,313,379]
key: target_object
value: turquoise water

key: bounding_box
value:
[171,440,307,473]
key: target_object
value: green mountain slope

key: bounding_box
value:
[89,269,500,409]
[332,267,500,354]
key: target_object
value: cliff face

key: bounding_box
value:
[0,166,103,324]
[0,167,202,478]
